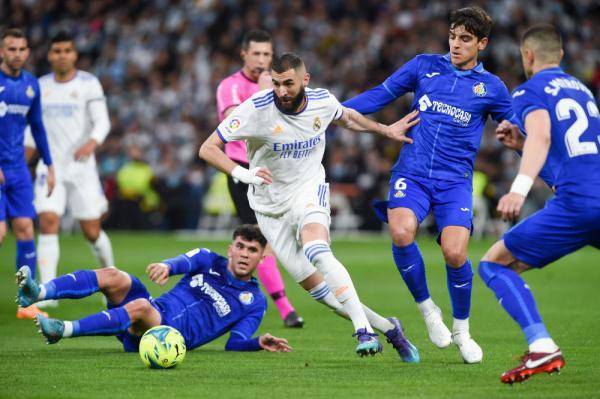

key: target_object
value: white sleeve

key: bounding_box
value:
[86,77,111,144]
[24,125,36,148]
[215,97,259,143]
[329,93,344,121]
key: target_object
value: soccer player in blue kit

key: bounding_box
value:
[17,225,291,353]
[478,24,600,384]
[343,7,516,363]
[0,28,55,319]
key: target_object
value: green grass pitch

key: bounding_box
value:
[1,232,599,398]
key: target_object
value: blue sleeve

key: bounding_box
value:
[225,303,266,352]
[163,248,219,276]
[342,56,420,114]
[27,80,52,166]
[488,82,516,123]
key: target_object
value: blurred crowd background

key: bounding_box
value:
[2,0,599,234]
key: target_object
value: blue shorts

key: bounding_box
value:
[504,199,600,268]
[373,172,473,234]
[0,165,35,221]
[107,274,164,352]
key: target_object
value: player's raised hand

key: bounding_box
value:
[146,263,170,286]
[496,120,524,151]
[497,192,526,221]
[74,138,98,162]
[387,110,419,143]
[46,166,56,197]
[231,165,272,185]
[259,333,292,352]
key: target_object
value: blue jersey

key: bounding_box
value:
[156,248,267,351]
[512,67,600,208]
[0,69,52,170]
[343,54,514,181]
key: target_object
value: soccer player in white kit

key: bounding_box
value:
[201,52,421,358]
[25,32,114,307]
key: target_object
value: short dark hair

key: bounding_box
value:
[232,224,267,248]
[271,52,304,74]
[50,31,75,46]
[241,29,271,50]
[1,28,26,41]
[449,6,493,40]
[522,24,562,62]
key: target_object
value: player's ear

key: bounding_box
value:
[303,72,310,88]
[477,37,488,51]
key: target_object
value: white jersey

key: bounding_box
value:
[25,70,110,179]
[217,88,343,216]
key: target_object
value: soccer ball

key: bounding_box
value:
[139,326,187,369]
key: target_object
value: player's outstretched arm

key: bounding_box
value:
[498,109,551,221]
[199,132,272,185]
[334,107,418,144]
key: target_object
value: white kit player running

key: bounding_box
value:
[25,32,114,307]
[201,52,421,358]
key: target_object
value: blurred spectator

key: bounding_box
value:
[3,0,598,232]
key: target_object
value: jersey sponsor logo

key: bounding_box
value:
[229,118,241,131]
[0,101,29,117]
[189,273,231,317]
[239,291,254,305]
[544,77,594,98]
[273,134,322,159]
[313,116,321,131]
[472,82,487,97]
[512,90,526,98]
[42,104,77,117]
[425,72,440,78]
[417,94,472,126]
[26,85,35,98]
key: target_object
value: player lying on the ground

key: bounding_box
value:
[477,24,600,384]
[17,225,291,353]
[200,52,420,359]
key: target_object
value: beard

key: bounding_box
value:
[275,86,306,113]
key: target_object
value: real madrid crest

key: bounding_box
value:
[26,85,35,99]
[472,82,486,97]
[239,291,254,305]
[313,116,321,131]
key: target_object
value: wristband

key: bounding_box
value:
[510,174,534,196]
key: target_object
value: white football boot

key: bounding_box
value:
[452,330,483,363]
[423,305,452,348]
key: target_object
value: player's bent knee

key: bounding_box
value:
[12,219,34,240]
[389,224,416,247]
[442,247,467,268]
[97,267,127,290]
[125,298,152,321]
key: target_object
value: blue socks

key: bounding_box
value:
[479,261,550,344]
[43,270,99,299]
[392,242,430,302]
[17,240,37,279]
[446,260,473,320]
[72,307,131,336]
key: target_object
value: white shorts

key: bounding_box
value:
[34,165,108,220]
[255,182,331,283]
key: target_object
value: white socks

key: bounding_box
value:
[38,234,59,284]
[91,230,114,267]
[62,321,73,337]
[529,338,559,353]
[417,297,436,316]
[453,318,469,334]
[308,281,393,333]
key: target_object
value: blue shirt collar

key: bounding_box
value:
[222,259,259,288]
[535,66,563,75]
[443,53,485,75]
